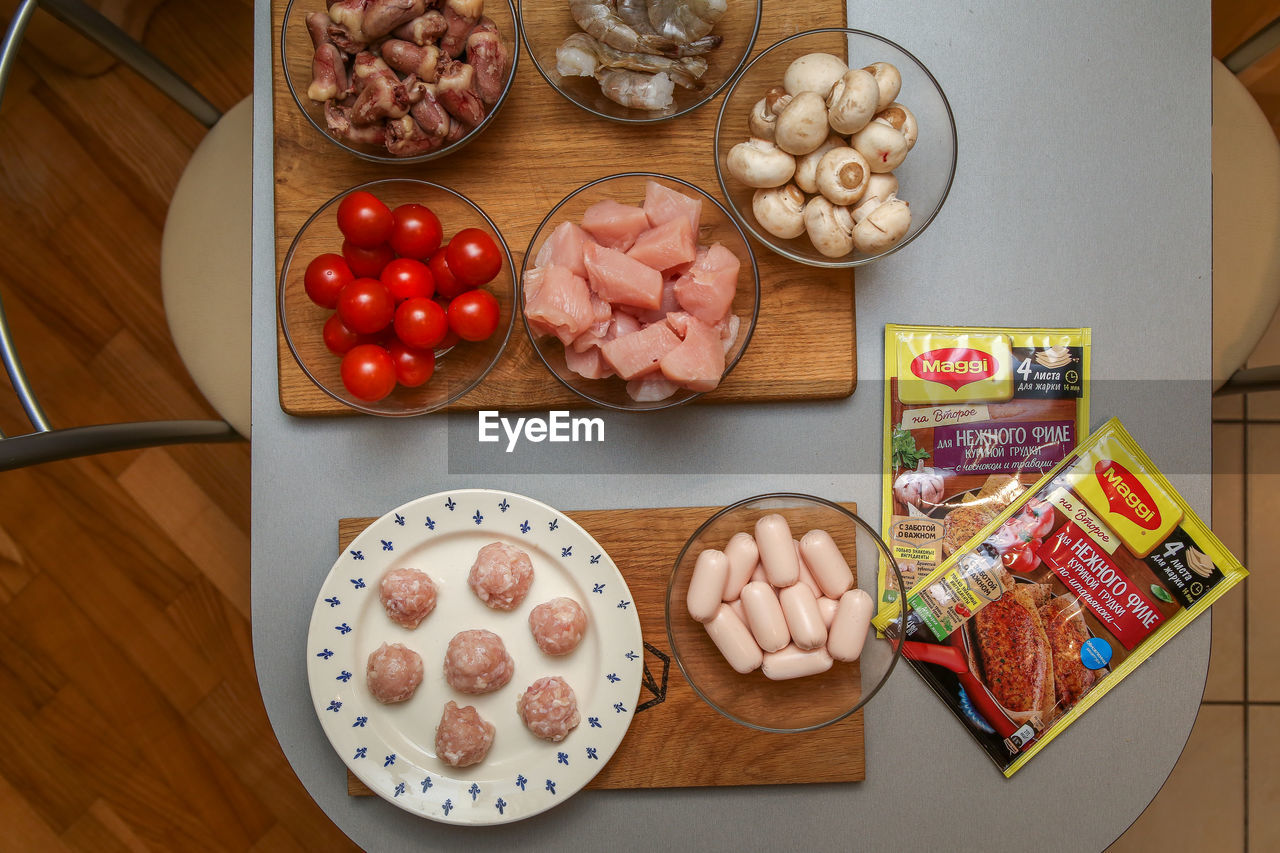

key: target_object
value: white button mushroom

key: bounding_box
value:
[850,118,908,172]
[727,137,797,188]
[815,147,871,206]
[874,101,918,150]
[826,68,879,135]
[774,91,830,155]
[852,196,911,254]
[752,184,807,239]
[862,172,899,207]
[747,86,791,141]
[863,61,902,111]
[803,196,856,258]
[793,133,843,194]
[783,52,848,98]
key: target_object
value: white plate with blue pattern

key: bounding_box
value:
[306,489,643,825]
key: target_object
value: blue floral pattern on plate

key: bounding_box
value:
[305,489,643,826]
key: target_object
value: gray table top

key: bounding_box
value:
[251,1,1214,849]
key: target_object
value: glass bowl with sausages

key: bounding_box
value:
[665,493,907,732]
[280,0,519,163]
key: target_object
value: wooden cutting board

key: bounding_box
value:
[271,0,856,416]
[340,503,865,793]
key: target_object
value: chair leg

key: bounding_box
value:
[38,0,221,127]
[0,420,242,470]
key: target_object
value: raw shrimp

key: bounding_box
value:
[556,33,706,90]
[569,0,677,56]
[595,68,675,110]
[647,0,726,43]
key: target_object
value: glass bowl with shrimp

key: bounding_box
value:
[281,0,519,163]
[518,172,760,411]
[519,0,761,123]
[714,28,957,267]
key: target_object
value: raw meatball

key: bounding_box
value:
[528,597,588,655]
[366,642,423,704]
[517,676,580,742]
[443,629,515,694]
[379,567,437,629]
[468,542,535,610]
[434,701,496,768]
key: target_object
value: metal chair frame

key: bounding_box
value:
[0,0,240,470]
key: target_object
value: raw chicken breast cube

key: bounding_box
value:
[534,221,590,279]
[580,199,651,252]
[524,264,594,343]
[626,216,696,272]
[674,243,740,326]
[564,345,615,380]
[644,180,702,237]
[600,322,682,380]
[627,374,680,402]
[584,243,663,310]
[661,313,725,392]
[568,295,614,352]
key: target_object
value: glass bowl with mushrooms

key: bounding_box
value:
[714,28,957,267]
[279,178,516,415]
[519,172,760,410]
[519,0,761,123]
[280,0,519,163]
[665,493,907,732]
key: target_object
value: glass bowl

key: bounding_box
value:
[665,493,906,732]
[519,172,760,411]
[714,28,957,268]
[280,0,519,163]
[279,178,515,415]
[519,0,761,123]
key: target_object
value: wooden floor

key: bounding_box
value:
[0,1,1275,851]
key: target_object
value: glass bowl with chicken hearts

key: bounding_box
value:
[519,0,760,122]
[281,0,518,163]
[519,172,760,411]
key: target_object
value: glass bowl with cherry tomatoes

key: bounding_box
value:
[279,178,515,415]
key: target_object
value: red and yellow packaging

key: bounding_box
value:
[873,419,1247,776]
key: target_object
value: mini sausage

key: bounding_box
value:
[762,643,834,680]
[817,596,840,629]
[799,529,855,599]
[727,597,747,625]
[750,562,767,584]
[827,588,874,662]
[793,540,823,598]
[687,548,729,623]
[723,532,760,601]
[739,580,790,652]
[705,603,764,674]
[755,514,799,587]
[779,583,828,650]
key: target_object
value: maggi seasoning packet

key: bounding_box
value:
[873,418,1247,777]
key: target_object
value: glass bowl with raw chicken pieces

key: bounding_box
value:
[365,541,591,769]
[520,0,761,121]
[715,28,957,267]
[520,173,759,410]
[282,0,518,162]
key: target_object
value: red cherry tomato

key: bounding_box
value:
[1001,537,1042,574]
[433,302,460,350]
[429,247,471,300]
[387,340,436,387]
[323,313,365,356]
[380,257,435,303]
[337,278,395,334]
[304,253,354,309]
[342,239,395,278]
[340,344,396,402]
[394,297,448,349]
[390,203,443,259]
[447,288,501,342]
[337,190,394,249]
[445,227,502,286]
